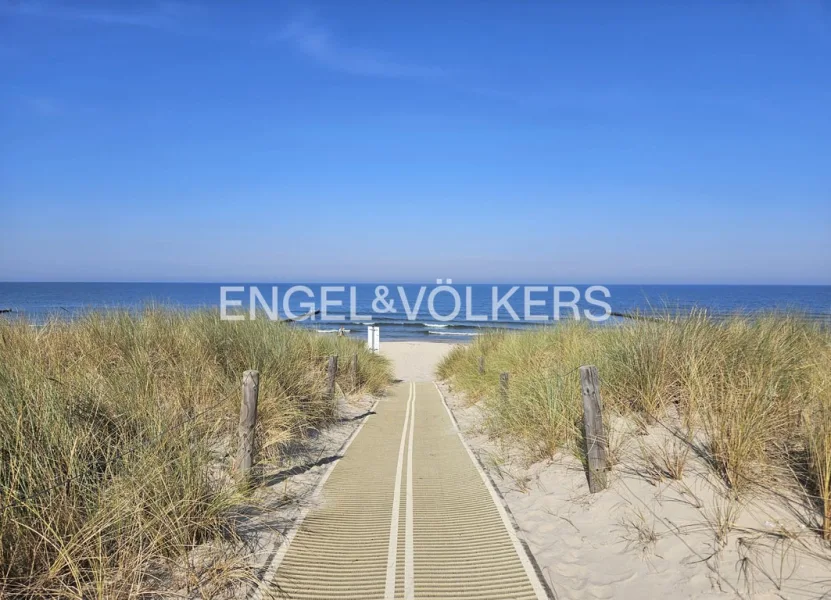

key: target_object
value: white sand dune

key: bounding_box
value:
[441,387,831,599]
[381,341,831,599]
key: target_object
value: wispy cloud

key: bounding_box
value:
[2,1,190,30]
[275,18,442,78]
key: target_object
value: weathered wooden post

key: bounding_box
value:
[478,355,485,375]
[350,353,358,390]
[579,365,608,493]
[499,372,509,402]
[327,355,338,400]
[234,370,259,478]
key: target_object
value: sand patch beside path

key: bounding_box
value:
[439,382,831,599]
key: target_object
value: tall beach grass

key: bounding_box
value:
[0,309,391,598]
[438,313,831,539]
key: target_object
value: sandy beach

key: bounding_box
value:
[381,340,457,381]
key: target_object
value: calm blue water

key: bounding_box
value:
[1,283,829,341]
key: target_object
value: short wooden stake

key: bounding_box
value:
[327,355,338,400]
[580,365,608,493]
[478,356,485,375]
[350,353,359,390]
[499,372,509,402]
[234,370,259,478]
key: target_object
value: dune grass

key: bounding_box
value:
[0,309,391,598]
[438,313,831,540]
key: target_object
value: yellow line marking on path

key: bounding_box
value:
[256,381,552,599]
[405,381,416,600]
[385,382,413,599]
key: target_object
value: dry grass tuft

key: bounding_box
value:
[0,309,391,598]
[438,312,831,541]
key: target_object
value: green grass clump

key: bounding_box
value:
[439,323,598,457]
[0,309,391,598]
[438,312,831,539]
[802,338,831,540]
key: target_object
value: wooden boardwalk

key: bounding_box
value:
[252,381,549,600]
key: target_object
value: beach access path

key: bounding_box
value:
[250,376,551,599]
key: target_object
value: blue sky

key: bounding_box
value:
[1,1,829,284]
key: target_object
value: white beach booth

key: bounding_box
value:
[366,324,380,353]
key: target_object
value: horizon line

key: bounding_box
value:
[1,281,830,287]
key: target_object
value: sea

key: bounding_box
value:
[1,283,829,342]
